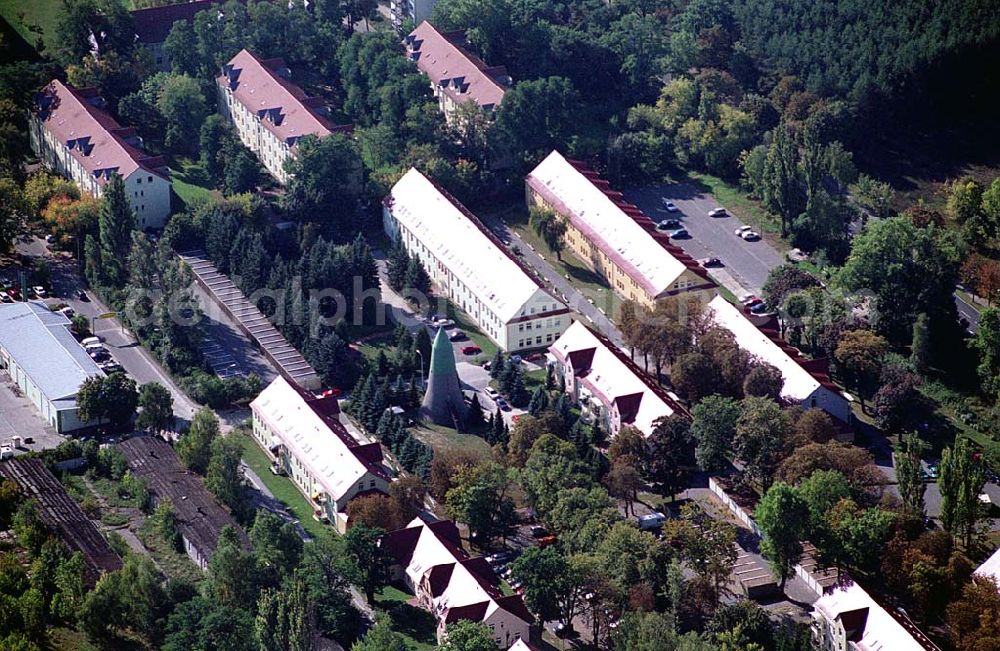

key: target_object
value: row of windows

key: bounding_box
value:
[518,318,561,331]
[516,332,556,348]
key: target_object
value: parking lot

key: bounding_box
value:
[625,184,787,294]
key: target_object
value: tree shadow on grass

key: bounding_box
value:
[383,602,437,645]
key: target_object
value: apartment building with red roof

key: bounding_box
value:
[217,49,353,183]
[404,21,511,121]
[29,80,172,229]
[381,517,534,647]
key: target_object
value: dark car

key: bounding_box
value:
[530,525,550,538]
[656,219,682,231]
[702,257,723,267]
[749,302,771,315]
[77,290,89,301]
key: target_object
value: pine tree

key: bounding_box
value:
[545,364,555,390]
[490,350,505,379]
[508,367,530,407]
[347,373,373,418]
[386,243,409,291]
[84,233,103,287]
[554,393,574,428]
[527,387,549,416]
[491,408,505,443]
[394,323,410,348]
[376,410,395,441]
[97,174,136,288]
[375,350,390,377]
[403,257,431,295]
[399,435,419,469]
[415,328,432,375]
[366,386,388,432]
[911,312,932,374]
[465,394,485,431]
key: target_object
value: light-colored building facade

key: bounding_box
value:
[404,21,510,121]
[707,295,851,422]
[250,376,391,533]
[549,321,686,438]
[0,302,104,433]
[30,80,172,230]
[384,168,569,352]
[217,49,353,183]
[390,0,438,31]
[381,517,534,647]
[812,580,939,651]
[526,151,717,308]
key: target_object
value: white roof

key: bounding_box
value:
[707,295,821,402]
[549,321,677,436]
[250,376,368,502]
[402,518,504,621]
[526,151,687,298]
[508,641,533,651]
[975,546,1000,586]
[388,168,555,323]
[0,302,103,401]
[814,581,936,651]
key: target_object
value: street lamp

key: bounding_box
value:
[415,348,426,391]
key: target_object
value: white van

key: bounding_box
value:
[638,512,667,531]
[81,336,102,347]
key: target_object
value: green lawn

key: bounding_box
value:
[411,421,492,458]
[0,0,62,56]
[169,157,218,210]
[488,203,622,319]
[235,432,334,541]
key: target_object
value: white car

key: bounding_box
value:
[33,286,47,298]
[434,318,455,328]
[484,387,499,400]
[661,199,679,212]
[741,230,761,241]
[709,208,727,217]
[734,225,752,236]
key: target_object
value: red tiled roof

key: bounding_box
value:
[444,600,490,624]
[496,593,536,623]
[614,392,644,425]
[428,562,456,597]
[405,22,509,111]
[33,80,167,186]
[131,0,221,44]
[218,49,351,149]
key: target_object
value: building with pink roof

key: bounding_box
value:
[29,80,172,229]
[404,22,511,121]
[217,49,353,183]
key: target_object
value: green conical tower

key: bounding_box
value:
[420,327,467,427]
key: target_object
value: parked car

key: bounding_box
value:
[787,247,810,262]
[76,290,89,301]
[484,387,499,400]
[45,234,56,243]
[749,302,771,315]
[669,228,689,239]
[449,330,467,341]
[510,355,522,364]
[434,318,455,328]
[709,207,727,217]
[740,295,762,307]
[734,225,752,237]
[482,361,492,371]
[739,293,757,304]
[32,286,47,298]
[58,306,75,318]
[537,535,558,548]
[0,294,11,303]
[656,218,682,231]
[661,199,679,212]
[741,230,761,241]
[496,398,511,411]
[530,525,550,538]
[701,257,723,268]
[461,345,481,355]
[525,352,545,362]
[6,288,20,301]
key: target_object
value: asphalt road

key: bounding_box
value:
[955,292,982,335]
[625,184,786,295]
[14,237,200,428]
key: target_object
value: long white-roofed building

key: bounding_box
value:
[549,321,687,438]
[384,168,569,352]
[250,376,391,533]
[707,295,851,422]
[0,302,104,433]
[525,151,716,308]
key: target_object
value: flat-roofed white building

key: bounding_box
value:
[381,517,534,646]
[707,295,850,422]
[812,580,940,651]
[250,376,391,533]
[526,151,716,308]
[0,302,104,433]
[404,22,510,120]
[384,168,569,352]
[549,321,686,438]
[29,80,172,230]
[217,49,353,183]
